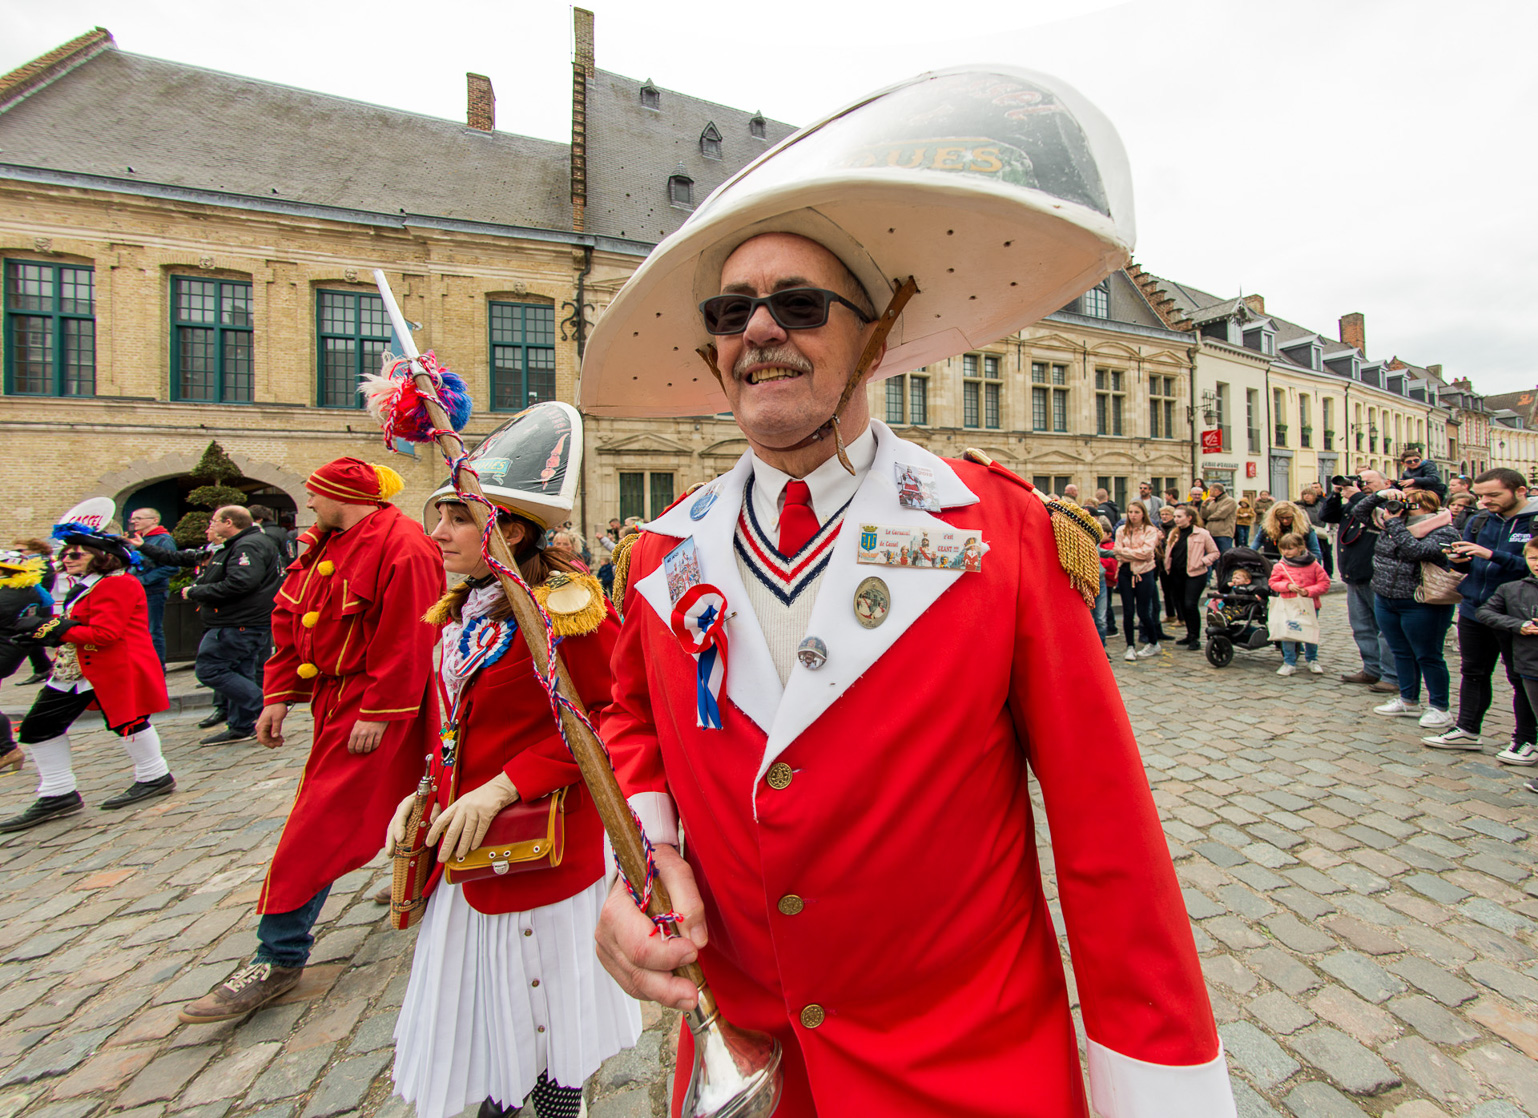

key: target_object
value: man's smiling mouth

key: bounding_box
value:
[746,367,805,385]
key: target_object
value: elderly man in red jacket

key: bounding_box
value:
[181,457,443,1023]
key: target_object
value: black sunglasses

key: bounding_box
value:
[699,287,873,336]
[60,549,87,559]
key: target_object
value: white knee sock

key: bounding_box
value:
[29,735,77,797]
[120,724,170,783]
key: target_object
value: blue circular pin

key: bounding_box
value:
[689,489,718,520]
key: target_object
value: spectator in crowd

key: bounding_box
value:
[1326,470,1398,693]
[1136,480,1164,526]
[1253,501,1323,563]
[250,504,297,563]
[550,530,592,573]
[1112,501,1163,661]
[1094,487,1120,524]
[1253,490,1275,522]
[1235,497,1255,548]
[1094,517,1116,651]
[10,538,58,683]
[1162,504,1219,650]
[1062,483,1080,503]
[1397,450,1446,501]
[1269,532,1330,676]
[126,508,177,668]
[1367,490,1460,726]
[1,553,54,760]
[1448,493,1478,531]
[181,506,283,746]
[1473,538,1538,771]
[1156,504,1179,622]
[1200,483,1237,554]
[1448,474,1472,500]
[1424,467,1538,758]
[1163,488,1181,508]
[1298,485,1334,577]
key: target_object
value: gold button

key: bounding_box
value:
[297,663,318,679]
[531,979,540,988]
[777,895,804,916]
[523,929,533,937]
[799,1004,824,1029]
[317,560,335,576]
[766,762,793,790]
[301,611,320,628]
[537,1025,545,1033]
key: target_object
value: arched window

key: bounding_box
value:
[700,123,722,159]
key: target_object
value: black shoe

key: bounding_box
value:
[201,728,255,746]
[0,792,84,833]
[196,712,225,729]
[101,773,176,810]
[1181,640,1203,650]
[478,1099,521,1118]
[19,672,49,685]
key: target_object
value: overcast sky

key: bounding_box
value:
[5,0,1534,394]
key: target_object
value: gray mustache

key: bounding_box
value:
[733,346,813,379]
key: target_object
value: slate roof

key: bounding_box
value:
[583,69,796,241]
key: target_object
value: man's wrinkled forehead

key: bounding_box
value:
[718,232,865,301]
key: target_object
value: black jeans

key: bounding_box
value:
[19,684,148,742]
[195,626,270,734]
[1169,570,1209,643]
[1456,614,1537,743]
[1158,564,1179,619]
[1117,567,1164,647]
[1317,534,1335,578]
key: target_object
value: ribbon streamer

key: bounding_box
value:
[671,584,730,731]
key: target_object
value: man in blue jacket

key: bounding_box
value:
[128,508,179,668]
[1423,467,1538,763]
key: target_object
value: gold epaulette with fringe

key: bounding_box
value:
[536,571,608,637]
[962,447,1100,608]
[423,592,457,627]
[609,531,640,611]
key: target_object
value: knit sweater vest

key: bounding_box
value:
[733,477,848,685]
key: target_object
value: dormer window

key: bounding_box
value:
[669,168,693,207]
[749,113,767,139]
[640,82,660,110]
[1082,278,1109,319]
[700,123,722,160]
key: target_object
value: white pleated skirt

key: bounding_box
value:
[392,878,643,1118]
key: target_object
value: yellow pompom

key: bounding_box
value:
[301,611,320,628]
[317,560,335,576]
[297,662,319,679]
[372,464,405,502]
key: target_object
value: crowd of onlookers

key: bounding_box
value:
[1064,452,1538,797]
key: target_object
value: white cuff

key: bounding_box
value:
[1087,1039,1236,1118]
[602,791,679,885]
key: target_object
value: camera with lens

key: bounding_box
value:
[1383,498,1407,514]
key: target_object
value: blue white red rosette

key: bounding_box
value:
[670,583,730,730]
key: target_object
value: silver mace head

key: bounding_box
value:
[681,995,784,1118]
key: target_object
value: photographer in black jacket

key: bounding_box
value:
[1323,469,1399,693]
[180,506,282,745]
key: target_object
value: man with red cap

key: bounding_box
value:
[180,457,444,1023]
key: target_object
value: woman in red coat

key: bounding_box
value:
[0,525,172,833]
[389,403,640,1118]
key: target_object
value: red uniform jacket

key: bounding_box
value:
[62,573,169,728]
[423,601,621,914]
[259,504,444,914]
[604,422,1234,1118]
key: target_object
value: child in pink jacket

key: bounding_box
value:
[1269,531,1331,676]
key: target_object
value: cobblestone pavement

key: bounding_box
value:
[0,594,1534,1118]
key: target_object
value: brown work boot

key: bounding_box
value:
[1369,680,1399,693]
[373,885,392,906]
[1339,671,1379,685]
[178,961,301,1024]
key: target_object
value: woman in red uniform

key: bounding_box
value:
[0,525,172,832]
[389,403,640,1118]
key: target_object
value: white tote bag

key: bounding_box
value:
[1274,595,1321,645]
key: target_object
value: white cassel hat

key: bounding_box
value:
[424,401,582,529]
[580,65,1135,418]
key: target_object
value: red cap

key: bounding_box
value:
[306,458,404,506]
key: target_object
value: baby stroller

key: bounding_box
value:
[1204,547,1274,667]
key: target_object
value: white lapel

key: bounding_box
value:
[633,453,784,735]
[754,422,980,785]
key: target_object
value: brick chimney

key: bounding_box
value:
[1339,312,1365,356]
[1242,294,1265,316]
[571,8,595,232]
[0,27,114,112]
[467,73,494,132]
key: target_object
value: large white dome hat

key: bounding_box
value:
[581,65,1135,418]
[424,400,582,529]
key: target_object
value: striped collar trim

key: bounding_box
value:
[734,476,846,605]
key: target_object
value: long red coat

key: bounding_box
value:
[259,504,444,914]
[422,600,620,914]
[604,423,1234,1118]
[60,573,168,728]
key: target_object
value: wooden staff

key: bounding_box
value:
[370,271,717,1016]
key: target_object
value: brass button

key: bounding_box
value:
[531,979,540,988]
[523,929,533,937]
[766,762,793,790]
[537,1025,545,1034]
[777,894,804,916]
[799,1004,824,1029]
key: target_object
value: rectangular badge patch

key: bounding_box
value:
[894,462,940,512]
[856,524,983,572]
[663,537,702,604]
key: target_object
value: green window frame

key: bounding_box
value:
[4,259,95,397]
[885,377,905,424]
[619,472,646,523]
[171,276,253,403]
[317,290,392,408]
[489,302,556,411]
[650,472,674,517]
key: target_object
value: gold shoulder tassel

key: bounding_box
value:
[423,583,470,626]
[609,532,640,612]
[536,572,609,637]
[1043,498,1104,608]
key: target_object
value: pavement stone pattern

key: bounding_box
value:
[0,598,1533,1117]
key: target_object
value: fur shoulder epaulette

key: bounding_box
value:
[535,571,608,638]
[961,447,1100,608]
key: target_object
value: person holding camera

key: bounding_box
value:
[1324,470,1399,693]
[1364,490,1460,725]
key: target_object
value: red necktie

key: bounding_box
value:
[778,480,819,556]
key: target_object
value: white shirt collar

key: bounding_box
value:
[749,424,878,532]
